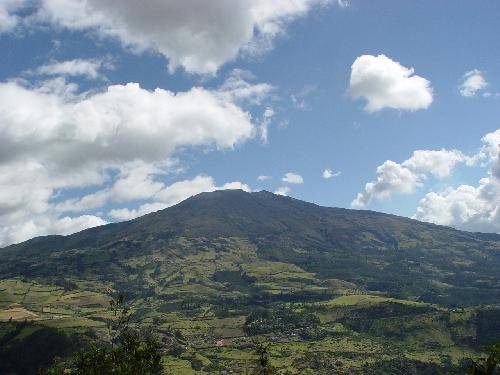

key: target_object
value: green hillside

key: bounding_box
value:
[0,190,499,373]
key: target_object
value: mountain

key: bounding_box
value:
[1,190,499,373]
[2,189,499,306]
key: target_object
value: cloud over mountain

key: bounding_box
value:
[414,129,500,233]
[353,129,500,233]
[282,172,304,184]
[352,149,465,208]
[0,77,259,246]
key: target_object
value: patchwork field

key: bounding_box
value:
[0,262,497,374]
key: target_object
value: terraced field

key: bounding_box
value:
[0,263,497,373]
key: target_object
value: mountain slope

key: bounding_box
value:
[1,189,499,306]
[1,190,499,373]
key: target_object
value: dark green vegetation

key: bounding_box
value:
[0,190,499,373]
[0,320,82,374]
[465,343,500,375]
[43,293,162,375]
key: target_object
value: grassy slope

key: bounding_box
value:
[0,243,498,372]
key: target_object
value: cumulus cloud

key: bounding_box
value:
[323,168,341,179]
[108,175,251,220]
[282,172,304,184]
[482,129,500,179]
[352,129,499,233]
[0,77,260,246]
[401,149,466,179]
[459,69,488,97]
[274,186,291,196]
[0,79,254,163]
[413,178,499,233]
[349,54,433,112]
[414,129,500,233]
[0,215,107,247]
[54,161,168,214]
[352,149,465,208]
[19,0,335,74]
[0,157,108,246]
[352,161,421,208]
[32,58,111,80]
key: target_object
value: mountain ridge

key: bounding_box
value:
[1,189,499,307]
[2,189,498,252]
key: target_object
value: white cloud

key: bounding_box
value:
[0,157,108,246]
[413,178,499,233]
[154,175,219,208]
[352,128,499,233]
[33,58,110,80]
[349,54,433,112]
[0,0,28,32]
[481,129,500,179]
[282,172,304,184]
[413,129,500,233]
[30,0,334,75]
[401,149,466,179]
[218,69,275,105]
[352,160,421,208]
[323,168,341,179]
[352,149,464,208]
[108,175,251,220]
[0,215,107,247]
[257,175,271,181]
[54,161,168,214]
[0,80,254,166]
[217,70,276,143]
[459,69,488,97]
[0,153,108,245]
[274,186,291,196]
[259,107,275,143]
[0,77,260,246]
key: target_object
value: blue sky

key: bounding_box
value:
[0,0,499,245]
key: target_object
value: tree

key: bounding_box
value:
[253,341,276,375]
[45,292,162,375]
[466,343,499,375]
